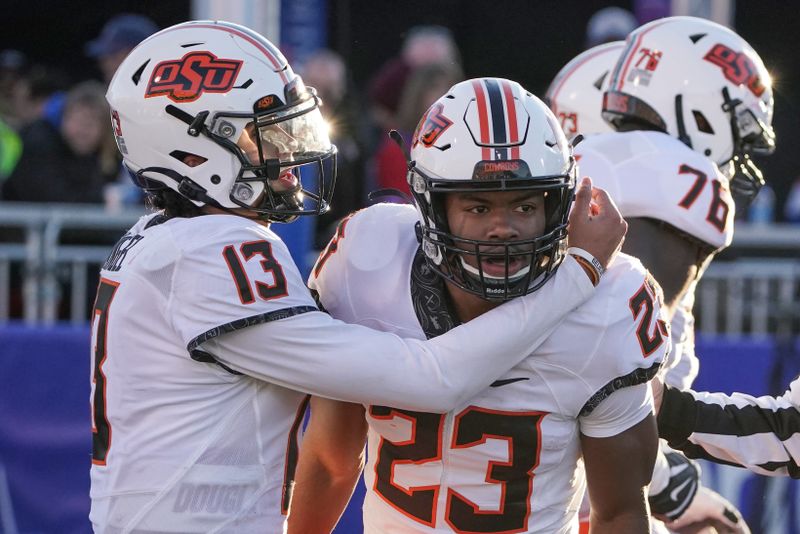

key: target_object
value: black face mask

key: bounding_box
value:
[725,154,765,210]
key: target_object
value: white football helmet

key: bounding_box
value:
[603,16,774,206]
[106,20,336,222]
[407,78,576,301]
[545,41,625,137]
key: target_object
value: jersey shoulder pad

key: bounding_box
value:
[309,203,419,323]
[167,215,316,348]
[576,131,733,250]
[574,253,669,415]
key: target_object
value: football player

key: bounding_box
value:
[544,41,624,138]
[551,15,774,534]
[289,78,669,533]
[90,21,625,533]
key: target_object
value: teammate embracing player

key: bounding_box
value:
[89,21,626,534]
[289,78,670,533]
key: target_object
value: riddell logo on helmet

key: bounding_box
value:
[146,51,243,103]
[703,44,765,97]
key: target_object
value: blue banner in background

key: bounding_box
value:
[0,325,798,533]
[0,324,91,534]
[280,0,327,66]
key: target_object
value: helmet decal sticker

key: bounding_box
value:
[703,44,766,97]
[413,102,453,148]
[145,51,243,103]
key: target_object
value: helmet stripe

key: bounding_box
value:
[615,32,643,92]
[615,19,671,91]
[158,22,289,83]
[501,80,520,159]
[471,80,491,160]
[484,78,508,160]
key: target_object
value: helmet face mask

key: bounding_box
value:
[601,16,774,205]
[408,78,576,301]
[107,21,337,222]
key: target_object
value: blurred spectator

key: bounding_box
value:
[86,13,158,84]
[2,81,116,203]
[368,25,461,133]
[372,63,462,198]
[0,118,21,182]
[84,13,158,209]
[585,7,638,48]
[4,65,67,131]
[300,49,369,248]
[0,50,29,126]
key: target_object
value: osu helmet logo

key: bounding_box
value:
[146,51,243,103]
[704,44,765,97]
[413,103,453,148]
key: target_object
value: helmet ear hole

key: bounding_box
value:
[170,150,208,168]
[692,111,715,134]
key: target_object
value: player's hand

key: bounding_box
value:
[567,177,627,269]
[666,487,750,534]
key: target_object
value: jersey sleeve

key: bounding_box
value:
[658,378,800,477]
[579,382,653,438]
[168,218,317,352]
[307,204,419,328]
[577,256,670,418]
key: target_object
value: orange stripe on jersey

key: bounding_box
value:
[501,80,520,159]
[472,80,491,160]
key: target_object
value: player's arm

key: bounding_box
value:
[201,249,598,412]
[654,375,800,477]
[580,384,658,534]
[191,180,622,411]
[287,397,367,533]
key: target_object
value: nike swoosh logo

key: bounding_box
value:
[669,463,689,477]
[669,478,695,503]
[490,377,530,388]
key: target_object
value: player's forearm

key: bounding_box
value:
[589,507,650,534]
[287,458,362,533]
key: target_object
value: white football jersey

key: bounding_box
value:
[575,130,735,251]
[575,130,733,388]
[310,204,669,533]
[90,208,600,534]
[90,213,317,533]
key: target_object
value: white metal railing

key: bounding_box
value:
[0,202,143,323]
[0,202,798,333]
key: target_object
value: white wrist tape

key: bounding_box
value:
[567,247,606,283]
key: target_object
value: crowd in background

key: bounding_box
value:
[0,8,798,261]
